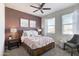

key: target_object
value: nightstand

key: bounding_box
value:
[8,39,19,50]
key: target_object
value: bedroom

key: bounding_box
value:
[2,3,79,56]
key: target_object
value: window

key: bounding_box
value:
[47,18,55,33]
[30,20,36,28]
[62,13,73,34]
[20,18,28,27]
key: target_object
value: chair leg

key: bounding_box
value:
[77,48,79,53]
[63,43,66,50]
[71,48,74,56]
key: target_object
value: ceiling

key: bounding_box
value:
[5,3,76,17]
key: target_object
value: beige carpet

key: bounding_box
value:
[4,45,79,56]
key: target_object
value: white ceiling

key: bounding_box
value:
[5,3,76,17]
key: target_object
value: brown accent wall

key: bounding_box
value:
[5,7,41,40]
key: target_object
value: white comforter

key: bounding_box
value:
[21,36,54,49]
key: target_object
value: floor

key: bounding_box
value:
[4,45,79,56]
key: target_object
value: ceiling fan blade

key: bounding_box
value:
[40,3,45,8]
[30,5,39,9]
[40,10,44,13]
[33,10,39,12]
[43,8,51,10]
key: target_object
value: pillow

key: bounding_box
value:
[23,31,30,37]
[27,31,32,36]
[29,30,38,36]
[22,31,27,36]
[23,30,38,37]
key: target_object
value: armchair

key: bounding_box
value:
[64,34,79,56]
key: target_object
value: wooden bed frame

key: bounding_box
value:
[22,42,55,56]
[17,30,55,56]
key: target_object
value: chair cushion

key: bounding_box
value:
[65,42,77,48]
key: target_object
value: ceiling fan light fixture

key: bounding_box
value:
[30,3,51,14]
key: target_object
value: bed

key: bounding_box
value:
[21,30,55,56]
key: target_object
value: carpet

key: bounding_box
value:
[4,45,79,56]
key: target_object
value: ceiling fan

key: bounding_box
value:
[30,3,51,13]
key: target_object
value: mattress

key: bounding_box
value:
[21,36,54,49]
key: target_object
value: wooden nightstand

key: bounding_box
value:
[8,39,19,50]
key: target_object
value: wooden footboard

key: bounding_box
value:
[22,42,55,56]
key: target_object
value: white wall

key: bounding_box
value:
[0,3,5,56]
[42,4,79,44]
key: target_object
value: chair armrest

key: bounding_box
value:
[76,43,79,46]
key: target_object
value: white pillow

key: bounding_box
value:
[23,31,27,36]
[29,30,38,36]
[23,31,30,37]
[23,30,38,37]
[27,31,32,36]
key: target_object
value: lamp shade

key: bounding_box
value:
[37,28,42,32]
[10,28,17,33]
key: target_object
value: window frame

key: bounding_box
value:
[62,13,73,34]
[20,18,29,27]
[47,18,55,34]
[30,20,36,28]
